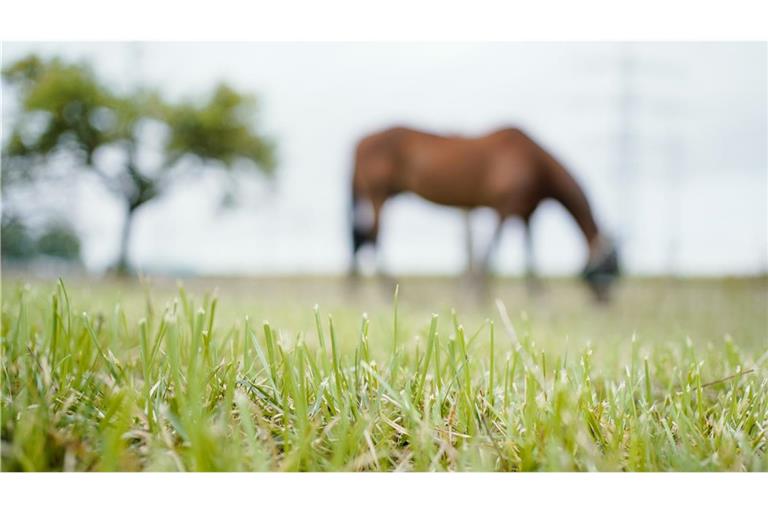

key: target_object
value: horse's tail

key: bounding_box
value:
[350,184,363,255]
[350,182,376,258]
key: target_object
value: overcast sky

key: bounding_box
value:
[3,42,766,276]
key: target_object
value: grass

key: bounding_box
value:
[1,276,767,471]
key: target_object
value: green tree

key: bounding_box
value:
[1,216,81,263]
[36,222,81,260]
[1,216,36,260]
[2,55,276,274]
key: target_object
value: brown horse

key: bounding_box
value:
[349,126,619,299]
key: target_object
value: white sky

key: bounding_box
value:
[2,42,766,276]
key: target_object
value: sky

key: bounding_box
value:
[2,42,766,276]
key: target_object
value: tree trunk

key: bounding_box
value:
[115,204,136,276]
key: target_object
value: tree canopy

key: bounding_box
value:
[2,54,277,273]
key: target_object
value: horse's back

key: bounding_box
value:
[351,125,541,207]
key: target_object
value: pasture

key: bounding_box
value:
[1,276,766,471]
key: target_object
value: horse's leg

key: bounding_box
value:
[349,186,388,284]
[350,191,374,279]
[462,209,477,281]
[461,214,483,300]
[480,214,504,274]
[473,214,504,297]
[463,209,494,301]
[368,195,397,289]
[523,217,543,295]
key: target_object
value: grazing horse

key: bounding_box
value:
[349,126,620,300]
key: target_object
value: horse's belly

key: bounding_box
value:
[405,167,489,208]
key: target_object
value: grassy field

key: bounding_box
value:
[1,275,766,471]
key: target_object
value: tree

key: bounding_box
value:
[36,222,81,260]
[2,55,276,274]
[1,216,36,260]
[1,215,80,263]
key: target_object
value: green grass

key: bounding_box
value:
[1,276,767,471]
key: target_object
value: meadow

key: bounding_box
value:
[1,275,766,471]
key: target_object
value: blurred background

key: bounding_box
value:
[2,42,766,279]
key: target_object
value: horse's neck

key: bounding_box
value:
[542,155,601,248]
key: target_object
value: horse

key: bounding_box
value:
[348,126,620,300]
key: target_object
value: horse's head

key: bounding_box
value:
[581,239,621,302]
